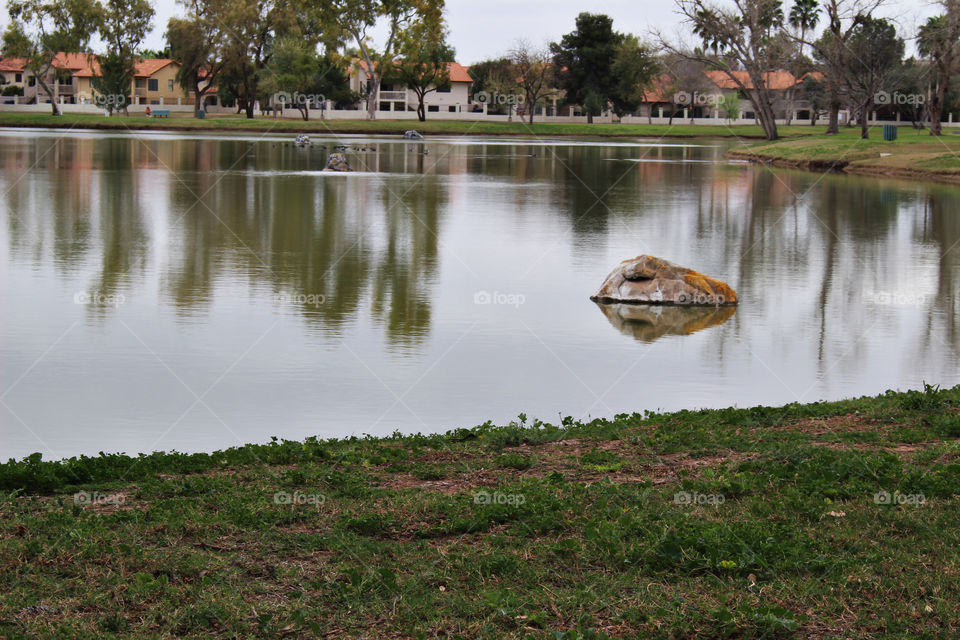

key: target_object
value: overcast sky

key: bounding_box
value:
[0,0,941,64]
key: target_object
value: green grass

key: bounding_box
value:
[729,125,960,181]
[4,384,960,638]
[0,111,827,139]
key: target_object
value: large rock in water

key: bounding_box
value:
[324,152,352,172]
[591,255,737,305]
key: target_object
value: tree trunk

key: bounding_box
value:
[587,112,593,124]
[860,99,870,139]
[929,80,946,136]
[418,102,425,122]
[193,83,203,117]
[529,107,534,125]
[827,96,840,135]
[367,75,380,121]
[300,106,308,121]
[752,89,779,140]
[245,102,254,119]
[36,76,60,116]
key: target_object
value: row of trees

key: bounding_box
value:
[2,0,152,115]
[2,0,450,120]
[666,0,960,139]
[470,2,959,139]
[466,14,659,125]
[3,0,959,135]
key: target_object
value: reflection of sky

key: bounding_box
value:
[1,131,958,461]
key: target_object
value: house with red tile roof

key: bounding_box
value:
[5,52,215,107]
[0,58,28,90]
[350,60,473,113]
[635,69,825,122]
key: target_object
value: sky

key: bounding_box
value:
[0,0,942,65]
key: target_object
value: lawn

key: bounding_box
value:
[0,111,827,140]
[3,385,960,638]
[729,125,960,181]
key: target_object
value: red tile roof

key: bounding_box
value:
[134,58,176,77]
[705,70,800,91]
[446,62,472,83]
[0,57,26,72]
[52,52,98,71]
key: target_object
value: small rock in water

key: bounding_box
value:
[591,255,737,305]
[324,152,352,172]
[403,130,424,140]
[294,134,310,147]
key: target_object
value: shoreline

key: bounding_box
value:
[0,112,818,139]
[5,385,960,637]
[727,129,960,186]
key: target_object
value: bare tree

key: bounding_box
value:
[509,40,556,124]
[807,0,886,134]
[659,0,790,140]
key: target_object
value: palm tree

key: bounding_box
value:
[918,12,960,136]
[789,0,821,58]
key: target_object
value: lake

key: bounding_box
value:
[1,128,958,460]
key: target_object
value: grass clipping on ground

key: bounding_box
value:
[3,385,960,638]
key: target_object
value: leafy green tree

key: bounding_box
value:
[218,0,297,119]
[92,0,153,115]
[3,0,101,115]
[918,4,960,136]
[609,34,659,118]
[718,92,741,121]
[466,57,513,113]
[263,37,353,120]
[166,0,229,117]
[550,12,623,123]
[326,0,442,120]
[390,4,452,122]
[842,15,903,139]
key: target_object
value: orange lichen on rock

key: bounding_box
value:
[683,271,738,304]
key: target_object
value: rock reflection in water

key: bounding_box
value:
[594,302,736,343]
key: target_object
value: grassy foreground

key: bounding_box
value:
[3,386,960,638]
[0,111,826,139]
[729,126,960,183]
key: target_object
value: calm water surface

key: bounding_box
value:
[2,128,958,460]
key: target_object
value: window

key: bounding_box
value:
[28,76,35,87]
[135,78,144,89]
[436,84,451,93]
[428,105,439,112]
[15,73,22,83]
[448,106,456,112]
[148,79,158,91]
[168,79,174,91]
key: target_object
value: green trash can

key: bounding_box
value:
[197,109,206,119]
[882,124,897,141]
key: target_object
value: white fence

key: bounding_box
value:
[1,100,955,129]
